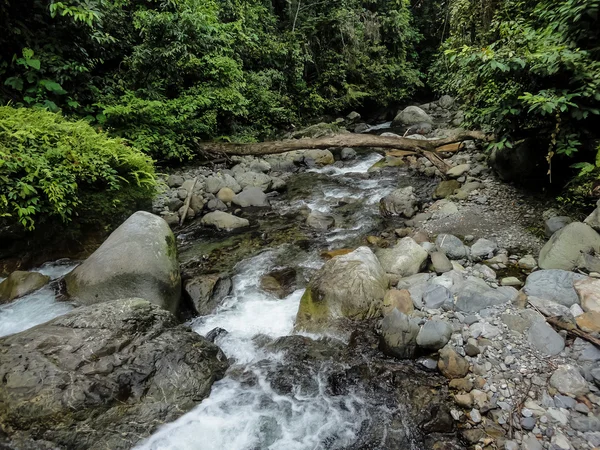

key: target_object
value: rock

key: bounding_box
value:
[248,159,271,173]
[431,252,453,274]
[295,247,387,331]
[572,414,600,432]
[306,210,336,230]
[184,274,232,315]
[383,289,414,316]
[207,198,227,211]
[232,187,270,208]
[162,212,179,226]
[454,393,472,408]
[521,417,536,430]
[217,187,235,203]
[416,320,452,350]
[489,138,545,182]
[379,309,420,359]
[235,171,272,191]
[470,238,498,261]
[392,106,433,126]
[577,252,600,273]
[518,255,537,270]
[470,409,482,423]
[501,277,522,287]
[438,95,455,109]
[0,271,49,303]
[501,310,545,333]
[447,164,470,178]
[340,147,357,160]
[376,237,428,277]
[524,269,587,307]
[550,365,590,396]
[528,321,565,356]
[575,277,600,312]
[584,202,600,231]
[205,173,241,194]
[190,194,205,212]
[379,187,418,218]
[0,299,228,450]
[201,211,250,231]
[576,311,600,332]
[433,180,461,199]
[545,216,573,238]
[167,174,185,187]
[346,111,361,123]
[167,197,184,211]
[259,268,297,299]
[539,222,600,270]
[435,234,468,260]
[456,282,517,313]
[438,346,470,379]
[522,436,543,450]
[422,284,453,310]
[64,211,181,314]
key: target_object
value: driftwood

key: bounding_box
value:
[546,316,600,349]
[195,130,491,157]
[179,177,197,225]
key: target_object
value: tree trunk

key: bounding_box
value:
[194,130,491,157]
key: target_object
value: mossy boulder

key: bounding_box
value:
[295,247,388,332]
[64,211,181,314]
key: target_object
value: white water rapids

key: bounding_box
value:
[1,153,404,449]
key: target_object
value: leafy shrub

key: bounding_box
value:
[0,106,156,231]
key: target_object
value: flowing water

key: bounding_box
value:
[1,152,437,449]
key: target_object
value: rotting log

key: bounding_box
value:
[194,130,491,157]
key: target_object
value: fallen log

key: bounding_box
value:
[194,130,491,157]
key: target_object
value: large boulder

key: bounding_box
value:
[376,237,428,277]
[584,201,600,231]
[392,106,433,126]
[539,222,600,270]
[0,271,49,303]
[0,299,228,450]
[524,269,587,307]
[259,267,297,299]
[379,187,418,218]
[64,211,181,314]
[295,247,388,331]
[201,211,250,231]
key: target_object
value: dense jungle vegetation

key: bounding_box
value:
[0,0,599,232]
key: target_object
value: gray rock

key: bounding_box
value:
[435,234,468,260]
[528,296,572,317]
[501,310,545,333]
[396,273,433,290]
[201,211,250,231]
[518,255,537,270]
[522,436,543,450]
[455,282,517,313]
[545,216,573,238]
[248,159,271,173]
[554,395,576,409]
[296,247,387,332]
[438,95,454,109]
[0,298,228,450]
[550,364,590,396]
[431,252,453,274]
[524,270,587,307]
[232,187,270,208]
[167,197,184,211]
[521,417,536,430]
[584,202,600,231]
[376,237,428,277]
[235,171,272,191]
[379,309,420,359]
[416,320,452,349]
[184,274,232,316]
[470,238,498,261]
[205,173,242,194]
[539,222,600,271]
[64,211,181,314]
[422,284,453,309]
[392,106,433,126]
[0,271,49,303]
[306,210,336,230]
[528,321,565,356]
[446,164,470,178]
[577,252,600,273]
[207,198,228,211]
[380,186,418,218]
[166,174,184,187]
[340,147,357,160]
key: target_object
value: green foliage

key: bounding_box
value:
[0,106,156,230]
[1,0,422,162]
[430,0,599,174]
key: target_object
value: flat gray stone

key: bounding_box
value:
[524,270,586,307]
[528,321,565,356]
[416,320,452,350]
[539,222,600,270]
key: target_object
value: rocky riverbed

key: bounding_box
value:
[1,98,600,450]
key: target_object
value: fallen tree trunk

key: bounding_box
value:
[194,130,492,157]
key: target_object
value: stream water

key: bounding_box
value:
[1,152,436,449]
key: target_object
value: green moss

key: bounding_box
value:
[295,286,330,330]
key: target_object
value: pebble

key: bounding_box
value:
[521,416,536,430]
[470,408,482,423]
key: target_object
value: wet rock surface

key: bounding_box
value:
[0,299,228,450]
